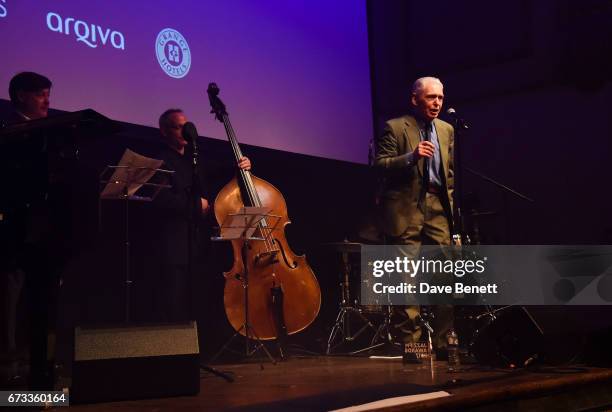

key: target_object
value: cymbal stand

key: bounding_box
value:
[326,251,376,354]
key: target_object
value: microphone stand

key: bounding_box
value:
[464,167,534,244]
[448,111,534,244]
[447,113,539,366]
[186,130,234,383]
[449,113,469,243]
[464,168,534,203]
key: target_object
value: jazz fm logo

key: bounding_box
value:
[156,28,191,79]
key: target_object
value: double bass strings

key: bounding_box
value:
[222,113,277,255]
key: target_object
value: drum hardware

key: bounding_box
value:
[349,305,401,355]
[323,241,441,356]
[349,306,435,356]
[324,241,378,354]
[358,278,384,314]
[327,304,378,355]
[473,304,506,321]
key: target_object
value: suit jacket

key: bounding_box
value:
[154,145,210,265]
[2,109,28,125]
[374,114,454,237]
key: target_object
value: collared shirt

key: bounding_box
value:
[421,121,442,187]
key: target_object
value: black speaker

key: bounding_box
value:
[71,321,200,403]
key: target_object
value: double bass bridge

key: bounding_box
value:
[254,249,281,265]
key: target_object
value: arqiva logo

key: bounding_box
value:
[46,12,125,50]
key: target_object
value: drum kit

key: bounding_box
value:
[323,240,546,366]
[323,240,426,355]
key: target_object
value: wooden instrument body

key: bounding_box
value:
[215,174,321,340]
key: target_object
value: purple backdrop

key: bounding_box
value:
[0,0,373,163]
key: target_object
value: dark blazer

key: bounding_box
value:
[154,146,210,265]
[2,109,28,125]
[374,114,454,237]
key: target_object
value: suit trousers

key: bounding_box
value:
[386,193,454,351]
[389,193,451,247]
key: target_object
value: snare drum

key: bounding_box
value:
[358,278,387,313]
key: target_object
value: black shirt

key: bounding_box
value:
[154,145,210,265]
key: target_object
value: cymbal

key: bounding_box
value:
[322,241,362,253]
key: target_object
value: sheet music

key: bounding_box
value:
[219,207,272,240]
[100,149,164,199]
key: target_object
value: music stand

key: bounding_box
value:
[99,149,174,323]
[210,206,281,364]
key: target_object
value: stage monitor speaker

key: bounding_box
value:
[71,321,200,403]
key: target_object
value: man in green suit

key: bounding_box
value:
[375,76,454,245]
[374,76,455,352]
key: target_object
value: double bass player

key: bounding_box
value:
[153,108,251,322]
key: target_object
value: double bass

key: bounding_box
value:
[208,83,321,340]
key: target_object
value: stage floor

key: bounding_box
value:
[62,355,612,411]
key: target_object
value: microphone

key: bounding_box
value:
[446,108,469,129]
[182,121,199,147]
[182,121,199,165]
